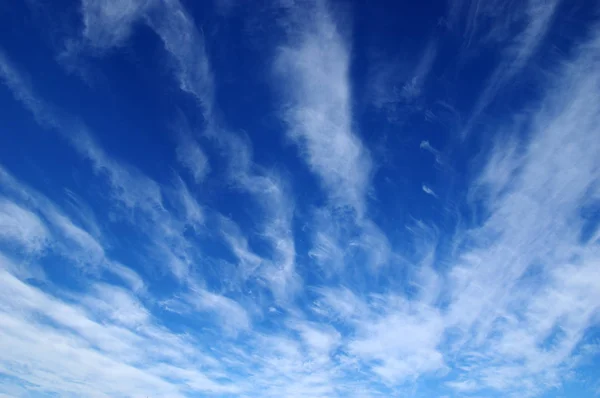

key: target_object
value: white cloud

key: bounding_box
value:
[236,332,341,398]
[308,207,391,273]
[150,364,241,395]
[272,2,396,284]
[353,219,392,269]
[0,259,236,397]
[288,319,341,357]
[0,165,144,290]
[239,172,300,301]
[307,208,346,272]
[145,0,215,120]
[0,52,164,219]
[71,131,166,216]
[176,134,210,183]
[212,166,300,301]
[400,40,437,100]
[368,40,436,121]
[68,0,304,300]
[83,283,150,327]
[0,53,205,282]
[77,0,303,298]
[348,298,445,384]
[420,140,443,164]
[313,286,368,320]
[0,198,50,252]
[446,379,479,392]
[170,175,204,231]
[422,184,438,198]
[313,287,446,385]
[188,287,251,332]
[443,26,600,395]
[8,0,304,302]
[79,0,155,51]
[274,1,372,214]
[217,214,263,278]
[463,0,561,134]
[313,44,600,387]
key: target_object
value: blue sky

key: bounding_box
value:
[0,0,599,397]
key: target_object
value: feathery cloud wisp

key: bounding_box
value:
[274,2,371,214]
[422,184,438,198]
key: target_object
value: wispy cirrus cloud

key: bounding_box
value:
[77,0,155,51]
[162,286,252,334]
[0,169,321,396]
[0,199,50,253]
[0,165,144,290]
[420,140,443,164]
[274,1,371,214]
[401,41,437,100]
[272,1,393,281]
[368,39,437,122]
[443,27,600,395]
[2,48,215,288]
[69,0,302,300]
[458,0,561,135]
[176,133,210,184]
[422,184,438,198]
[0,258,239,397]
[0,59,180,281]
[150,0,302,299]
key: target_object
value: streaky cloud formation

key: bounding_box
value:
[444,32,600,394]
[456,0,562,135]
[274,1,371,214]
[1,0,599,397]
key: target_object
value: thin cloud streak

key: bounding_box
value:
[0,165,145,290]
[463,0,561,135]
[422,184,438,198]
[368,39,437,121]
[420,140,443,164]
[401,40,437,100]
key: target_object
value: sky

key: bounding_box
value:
[0,0,599,397]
